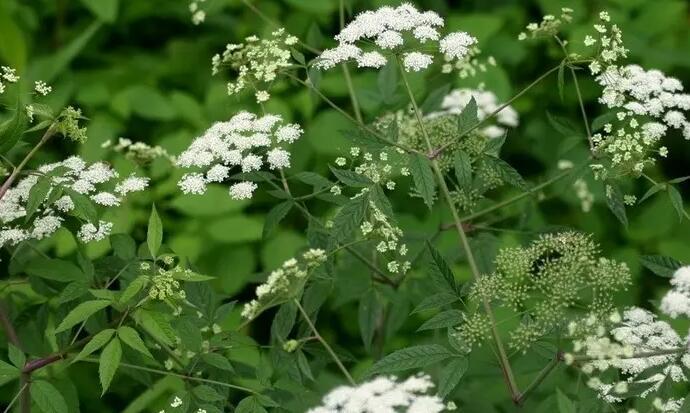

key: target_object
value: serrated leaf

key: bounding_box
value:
[25,257,85,282]
[118,326,152,358]
[201,353,234,372]
[669,176,690,184]
[417,310,463,331]
[369,184,395,220]
[456,96,478,132]
[8,343,24,368]
[482,156,527,190]
[263,201,293,239]
[291,49,306,65]
[271,302,297,342]
[0,101,27,153]
[193,384,224,402]
[63,188,98,223]
[55,300,111,333]
[0,360,20,386]
[605,182,628,228]
[236,396,268,413]
[25,175,52,221]
[293,172,331,189]
[640,255,683,278]
[368,344,453,375]
[72,329,115,363]
[437,357,468,398]
[409,153,436,209]
[119,276,147,304]
[136,310,175,347]
[31,380,68,413]
[297,350,314,381]
[332,193,369,242]
[427,243,459,295]
[453,151,472,190]
[330,166,373,188]
[147,204,162,258]
[411,293,459,314]
[99,338,122,395]
[667,186,685,222]
[557,389,576,413]
[639,183,665,204]
[359,289,382,352]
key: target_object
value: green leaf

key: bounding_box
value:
[667,186,685,222]
[409,153,436,209]
[263,201,293,239]
[118,326,153,358]
[119,276,147,304]
[57,281,90,304]
[330,166,373,188]
[420,84,451,114]
[72,329,115,363]
[111,233,136,260]
[236,396,268,413]
[359,289,382,352]
[453,151,472,190]
[547,112,581,137]
[271,302,297,342]
[377,60,399,105]
[147,204,163,258]
[136,310,175,347]
[0,102,28,154]
[55,300,111,333]
[0,359,20,386]
[639,182,665,204]
[482,156,527,190]
[192,385,224,402]
[369,344,453,375]
[8,343,25,368]
[293,172,331,189]
[297,350,314,381]
[99,338,122,395]
[411,293,459,314]
[605,182,628,228]
[556,389,576,413]
[437,357,468,398]
[25,257,85,282]
[25,175,52,220]
[332,194,369,242]
[456,96,478,132]
[417,310,463,331]
[640,255,683,278]
[79,0,118,22]
[427,243,459,295]
[63,188,98,223]
[31,380,68,413]
[201,353,234,372]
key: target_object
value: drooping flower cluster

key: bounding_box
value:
[584,11,628,76]
[660,266,690,319]
[176,111,303,200]
[565,308,689,404]
[211,28,298,103]
[518,8,573,41]
[306,374,447,413]
[360,202,411,276]
[590,64,690,179]
[102,138,174,165]
[0,66,19,94]
[241,249,327,320]
[0,156,149,247]
[466,232,631,352]
[315,3,477,73]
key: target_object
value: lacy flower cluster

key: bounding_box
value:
[315,3,477,73]
[211,28,298,103]
[565,307,689,406]
[176,111,303,200]
[360,202,411,276]
[0,156,148,247]
[0,66,19,94]
[660,266,690,319]
[518,8,573,41]
[241,249,327,320]
[306,374,448,413]
[590,64,690,179]
[332,146,409,196]
[464,232,631,352]
[102,137,173,165]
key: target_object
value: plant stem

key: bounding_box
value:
[0,124,57,201]
[339,0,363,124]
[515,351,564,405]
[3,382,28,413]
[573,347,687,362]
[396,58,520,401]
[293,298,355,385]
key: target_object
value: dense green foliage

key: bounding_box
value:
[1,0,690,412]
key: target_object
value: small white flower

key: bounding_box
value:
[34,80,52,96]
[402,52,433,72]
[266,148,291,169]
[229,181,257,200]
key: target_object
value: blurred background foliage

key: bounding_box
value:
[1,0,690,411]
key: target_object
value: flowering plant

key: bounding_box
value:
[1,2,689,412]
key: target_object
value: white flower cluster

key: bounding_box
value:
[427,88,519,139]
[34,80,52,96]
[176,111,303,200]
[315,3,476,73]
[188,0,206,25]
[102,137,174,164]
[584,12,628,75]
[566,308,690,403]
[590,64,690,178]
[360,202,411,275]
[241,249,327,320]
[518,8,573,41]
[0,156,148,247]
[306,374,447,413]
[0,66,20,95]
[660,266,690,318]
[211,28,298,103]
[333,147,409,196]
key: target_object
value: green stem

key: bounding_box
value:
[3,382,28,413]
[572,347,687,362]
[293,299,355,385]
[396,58,521,400]
[515,351,564,406]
